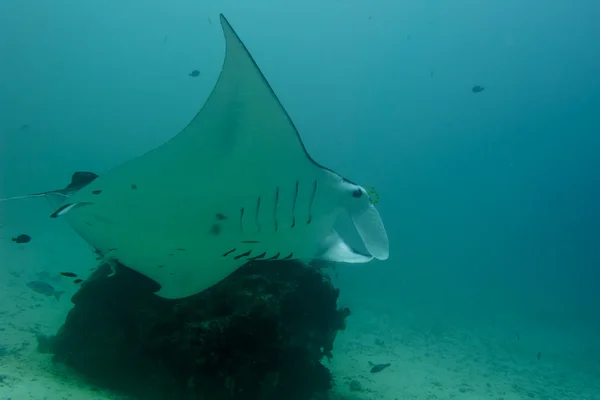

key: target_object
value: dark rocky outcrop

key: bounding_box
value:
[44,260,349,400]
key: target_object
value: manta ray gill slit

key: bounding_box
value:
[255,196,262,232]
[222,248,236,257]
[234,250,252,260]
[239,208,245,232]
[248,252,266,260]
[307,180,317,224]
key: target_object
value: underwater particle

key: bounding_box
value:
[12,234,31,244]
[189,69,200,77]
[74,279,83,284]
[536,351,541,360]
[131,184,137,190]
[370,363,390,373]
[92,190,102,195]
[26,281,65,301]
[60,272,78,278]
[472,85,485,93]
[349,380,362,391]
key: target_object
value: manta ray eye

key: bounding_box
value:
[352,188,363,198]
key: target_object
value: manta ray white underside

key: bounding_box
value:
[48,14,390,299]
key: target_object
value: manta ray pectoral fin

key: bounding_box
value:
[50,202,94,218]
[349,202,389,260]
[318,231,374,264]
[45,193,70,209]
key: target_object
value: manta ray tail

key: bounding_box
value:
[0,193,47,202]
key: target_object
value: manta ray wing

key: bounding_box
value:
[51,15,389,299]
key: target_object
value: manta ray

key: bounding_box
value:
[17,15,390,299]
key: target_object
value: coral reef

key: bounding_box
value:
[44,259,349,400]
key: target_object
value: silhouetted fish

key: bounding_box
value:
[60,272,78,278]
[370,363,391,373]
[12,234,31,244]
[472,85,485,93]
[26,281,64,300]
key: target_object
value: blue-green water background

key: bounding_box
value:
[1,0,599,388]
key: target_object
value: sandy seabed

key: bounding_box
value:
[1,204,598,400]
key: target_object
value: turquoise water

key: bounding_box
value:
[1,0,599,399]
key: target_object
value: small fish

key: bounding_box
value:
[516,331,520,341]
[12,234,31,243]
[536,351,541,360]
[370,363,391,373]
[60,272,78,278]
[74,279,83,284]
[26,281,65,300]
[189,69,200,77]
[472,85,485,93]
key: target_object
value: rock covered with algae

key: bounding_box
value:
[43,259,350,400]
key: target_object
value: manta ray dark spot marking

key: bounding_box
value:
[241,240,260,244]
[255,196,262,232]
[131,184,137,190]
[215,213,227,220]
[282,252,294,260]
[266,252,280,260]
[92,190,102,195]
[234,250,252,260]
[248,252,266,260]
[209,223,221,235]
[352,188,363,198]
[222,248,236,257]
